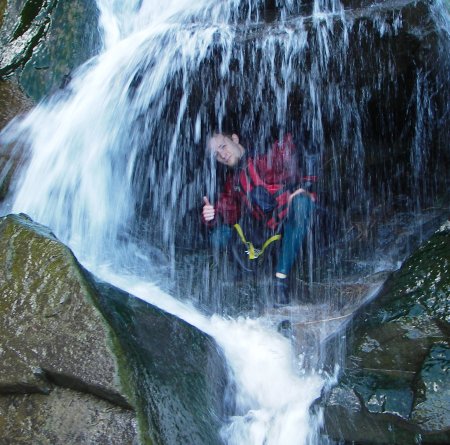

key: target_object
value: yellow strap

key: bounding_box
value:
[233,224,281,260]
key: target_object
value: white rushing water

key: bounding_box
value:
[0,0,348,443]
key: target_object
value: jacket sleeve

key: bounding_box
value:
[272,134,318,198]
[261,133,300,184]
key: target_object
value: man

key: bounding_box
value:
[202,132,315,306]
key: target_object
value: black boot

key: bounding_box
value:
[274,278,290,307]
[277,319,293,338]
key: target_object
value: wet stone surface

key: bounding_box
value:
[0,213,139,444]
[321,220,450,444]
[0,0,100,100]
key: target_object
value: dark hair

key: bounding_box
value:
[206,131,234,152]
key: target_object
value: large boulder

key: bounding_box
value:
[0,213,228,444]
[0,213,139,443]
[321,219,450,444]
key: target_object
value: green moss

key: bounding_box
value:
[392,230,449,321]
[0,0,7,28]
[359,224,450,328]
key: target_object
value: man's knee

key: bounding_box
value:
[288,194,314,222]
[211,225,233,248]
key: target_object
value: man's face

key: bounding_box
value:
[208,134,245,167]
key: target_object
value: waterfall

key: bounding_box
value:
[1,0,449,443]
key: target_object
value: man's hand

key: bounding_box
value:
[202,196,215,221]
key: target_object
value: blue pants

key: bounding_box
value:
[211,194,314,276]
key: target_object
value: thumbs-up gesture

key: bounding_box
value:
[202,196,215,222]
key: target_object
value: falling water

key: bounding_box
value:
[1,0,449,443]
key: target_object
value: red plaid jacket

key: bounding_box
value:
[207,134,314,231]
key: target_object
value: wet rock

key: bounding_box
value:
[321,219,450,444]
[0,213,228,444]
[0,0,100,101]
[0,213,139,443]
[0,79,33,201]
[0,0,59,78]
[411,342,450,433]
[92,279,229,445]
[0,387,138,445]
[0,78,33,129]
[0,214,133,404]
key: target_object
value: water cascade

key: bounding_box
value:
[1,0,449,443]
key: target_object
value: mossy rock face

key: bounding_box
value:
[0,213,138,443]
[0,0,7,28]
[362,221,450,327]
[322,220,450,444]
[0,0,100,100]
